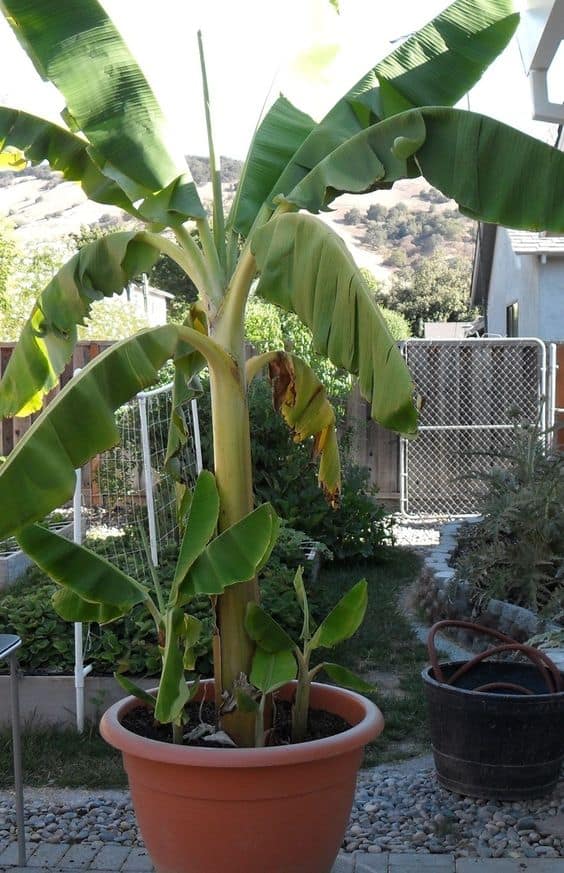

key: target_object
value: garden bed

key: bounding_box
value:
[414,520,564,666]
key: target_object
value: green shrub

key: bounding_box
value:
[244,379,393,560]
[452,413,564,619]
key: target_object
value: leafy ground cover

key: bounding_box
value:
[0,547,426,787]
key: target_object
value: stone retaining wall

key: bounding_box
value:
[415,520,564,667]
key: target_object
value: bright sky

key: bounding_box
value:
[0,0,558,160]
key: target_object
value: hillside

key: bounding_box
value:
[0,160,476,292]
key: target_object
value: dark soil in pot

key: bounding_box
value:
[122,698,350,747]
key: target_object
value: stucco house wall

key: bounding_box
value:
[484,228,564,342]
[486,229,541,337]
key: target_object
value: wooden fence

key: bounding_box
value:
[0,341,112,457]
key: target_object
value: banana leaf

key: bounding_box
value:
[176,504,280,603]
[0,0,204,224]
[283,107,564,231]
[0,231,166,417]
[252,214,417,435]
[269,0,518,208]
[267,352,341,505]
[0,325,183,538]
[228,95,315,237]
[0,107,137,212]
[15,524,148,619]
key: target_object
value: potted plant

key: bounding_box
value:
[2,0,564,870]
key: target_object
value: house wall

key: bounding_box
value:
[539,261,564,341]
[487,230,540,336]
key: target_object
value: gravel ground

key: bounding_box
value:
[346,763,564,859]
[1,769,563,860]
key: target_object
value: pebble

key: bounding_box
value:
[342,765,564,858]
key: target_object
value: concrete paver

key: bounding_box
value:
[457,861,564,873]
[1,849,564,872]
[27,844,70,867]
[389,853,455,870]
[119,847,153,872]
[355,854,388,872]
[89,846,131,870]
[55,844,98,870]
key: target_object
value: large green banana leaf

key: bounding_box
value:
[265,0,518,216]
[0,0,204,224]
[0,231,171,418]
[228,96,315,237]
[0,325,184,538]
[282,107,564,231]
[0,108,136,212]
[251,214,417,435]
[15,523,148,621]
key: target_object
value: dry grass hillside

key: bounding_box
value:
[0,160,475,289]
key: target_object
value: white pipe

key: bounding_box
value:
[139,394,159,567]
[191,398,203,474]
[73,465,85,733]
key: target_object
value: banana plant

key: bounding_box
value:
[245,567,373,744]
[1,0,564,746]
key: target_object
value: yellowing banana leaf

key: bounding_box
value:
[270,0,517,206]
[155,607,197,724]
[228,95,315,237]
[268,352,340,506]
[0,231,167,418]
[177,504,280,603]
[15,524,148,618]
[0,325,181,539]
[0,145,26,170]
[0,107,137,212]
[171,471,220,601]
[252,214,417,435]
[1,0,204,224]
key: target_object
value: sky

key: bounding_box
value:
[0,0,559,161]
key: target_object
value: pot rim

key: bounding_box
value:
[421,662,564,700]
[100,679,383,768]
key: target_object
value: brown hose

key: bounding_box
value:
[427,619,564,694]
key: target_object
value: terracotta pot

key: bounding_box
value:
[100,679,384,873]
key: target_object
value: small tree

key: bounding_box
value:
[380,254,475,334]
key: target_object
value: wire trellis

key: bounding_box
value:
[80,383,201,584]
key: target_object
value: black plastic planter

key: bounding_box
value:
[422,620,564,800]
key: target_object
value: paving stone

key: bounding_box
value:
[355,852,388,872]
[121,846,154,871]
[90,845,131,870]
[56,843,98,869]
[331,853,356,873]
[0,840,35,867]
[456,859,564,872]
[389,853,455,870]
[27,843,71,868]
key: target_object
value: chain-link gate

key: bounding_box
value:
[400,338,552,515]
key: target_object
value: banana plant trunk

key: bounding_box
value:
[208,313,258,746]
